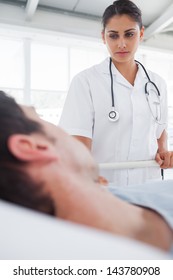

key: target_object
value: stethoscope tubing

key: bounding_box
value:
[109,57,115,107]
[136,60,161,96]
[109,57,162,123]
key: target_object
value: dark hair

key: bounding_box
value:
[102,0,142,30]
[0,91,55,216]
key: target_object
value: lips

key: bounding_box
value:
[116,51,129,54]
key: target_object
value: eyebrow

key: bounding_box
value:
[107,28,137,33]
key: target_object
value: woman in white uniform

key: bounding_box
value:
[60,0,169,186]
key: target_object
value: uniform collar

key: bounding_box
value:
[100,57,148,88]
[135,61,149,79]
[134,62,148,87]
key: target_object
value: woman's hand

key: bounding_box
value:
[155,151,173,168]
[98,176,108,186]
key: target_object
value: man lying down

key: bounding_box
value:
[0,91,172,252]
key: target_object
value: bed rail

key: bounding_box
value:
[99,160,159,170]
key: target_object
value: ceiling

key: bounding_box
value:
[0,0,173,51]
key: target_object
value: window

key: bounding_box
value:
[30,42,69,124]
[31,43,68,91]
[0,37,24,103]
[70,46,107,82]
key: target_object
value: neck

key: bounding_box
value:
[55,180,173,251]
[53,175,142,239]
[112,59,138,85]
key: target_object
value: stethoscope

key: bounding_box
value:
[108,57,163,124]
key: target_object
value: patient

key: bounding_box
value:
[0,91,173,252]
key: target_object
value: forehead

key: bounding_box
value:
[106,14,138,29]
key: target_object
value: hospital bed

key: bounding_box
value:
[0,199,171,260]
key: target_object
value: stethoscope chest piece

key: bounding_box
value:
[108,110,119,122]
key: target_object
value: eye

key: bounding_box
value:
[108,33,119,39]
[125,32,135,38]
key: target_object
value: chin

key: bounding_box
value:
[113,55,133,64]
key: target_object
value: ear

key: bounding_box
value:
[101,30,106,44]
[140,26,145,42]
[8,134,57,162]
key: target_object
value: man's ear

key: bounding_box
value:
[8,134,57,162]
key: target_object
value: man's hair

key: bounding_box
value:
[0,91,55,215]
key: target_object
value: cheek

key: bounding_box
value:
[128,38,139,52]
[133,35,140,45]
[105,41,114,52]
[133,40,140,51]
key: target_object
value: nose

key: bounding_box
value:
[117,37,126,49]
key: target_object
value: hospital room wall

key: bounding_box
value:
[0,29,173,173]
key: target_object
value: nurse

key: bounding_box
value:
[60,0,169,186]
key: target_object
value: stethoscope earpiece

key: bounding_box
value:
[108,110,119,122]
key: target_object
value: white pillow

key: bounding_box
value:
[0,200,170,260]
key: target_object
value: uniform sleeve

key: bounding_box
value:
[59,72,94,139]
[156,79,168,139]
